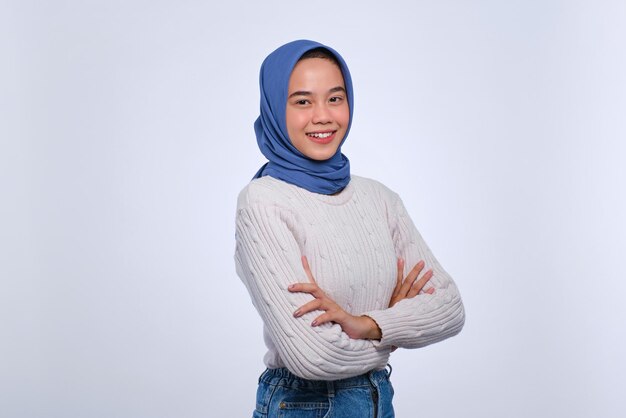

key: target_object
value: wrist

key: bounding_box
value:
[360,315,382,340]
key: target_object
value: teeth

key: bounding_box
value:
[308,132,333,138]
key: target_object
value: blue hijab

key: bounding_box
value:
[253,40,353,195]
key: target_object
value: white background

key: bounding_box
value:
[1,1,625,417]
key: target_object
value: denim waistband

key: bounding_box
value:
[259,366,391,391]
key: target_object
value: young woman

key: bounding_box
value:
[235,39,465,418]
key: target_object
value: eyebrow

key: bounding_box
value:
[288,86,346,99]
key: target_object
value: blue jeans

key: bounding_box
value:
[253,366,394,418]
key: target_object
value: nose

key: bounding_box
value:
[311,103,332,124]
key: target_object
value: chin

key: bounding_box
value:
[306,147,340,161]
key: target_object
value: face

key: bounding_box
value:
[285,58,350,161]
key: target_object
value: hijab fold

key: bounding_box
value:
[253,40,354,195]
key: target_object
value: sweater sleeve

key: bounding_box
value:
[235,199,390,380]
[363,192,465,349]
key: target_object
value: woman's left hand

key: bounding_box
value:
[289,256,382,340]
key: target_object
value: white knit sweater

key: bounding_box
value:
[235,175,464,381]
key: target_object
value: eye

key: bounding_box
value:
[329,96,344,103]
[294,99,310,106]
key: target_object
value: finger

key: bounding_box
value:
[408,269,433,297]
[425,287,435,295]
[311,310,343,327]
[399,260,425,297]
[288,282,324,298]
[407,269,433,298]
[301,255,317,284]
[293,299,323,317]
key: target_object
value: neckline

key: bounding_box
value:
[265,176,356,205]
[309,179,355,205]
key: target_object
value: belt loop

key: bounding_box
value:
[386,363,393,378]
[326,380,335,398]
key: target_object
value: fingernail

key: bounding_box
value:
[311,320,318,326]
[288,284,295,290]
[293,309,301,317]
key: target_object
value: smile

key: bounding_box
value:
[306,130,336,144]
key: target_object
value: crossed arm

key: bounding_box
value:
[235,191,464,379]
[290,256,435,341]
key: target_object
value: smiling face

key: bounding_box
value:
[285,57,350,161]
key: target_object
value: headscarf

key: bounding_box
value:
[253,40,353,195]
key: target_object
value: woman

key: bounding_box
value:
[235,39,465,418]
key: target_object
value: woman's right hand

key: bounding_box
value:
[389,258,434,308]
[290,256,383,340]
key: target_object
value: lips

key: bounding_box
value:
[306,130,336,144]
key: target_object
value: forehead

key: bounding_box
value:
[288,58,345,90]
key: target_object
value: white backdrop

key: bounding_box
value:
[1,1,625,417]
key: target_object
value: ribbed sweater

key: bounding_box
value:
[234,175,465,381]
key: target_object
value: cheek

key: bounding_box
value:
[336,105,350,127]
[286,110,308,134]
